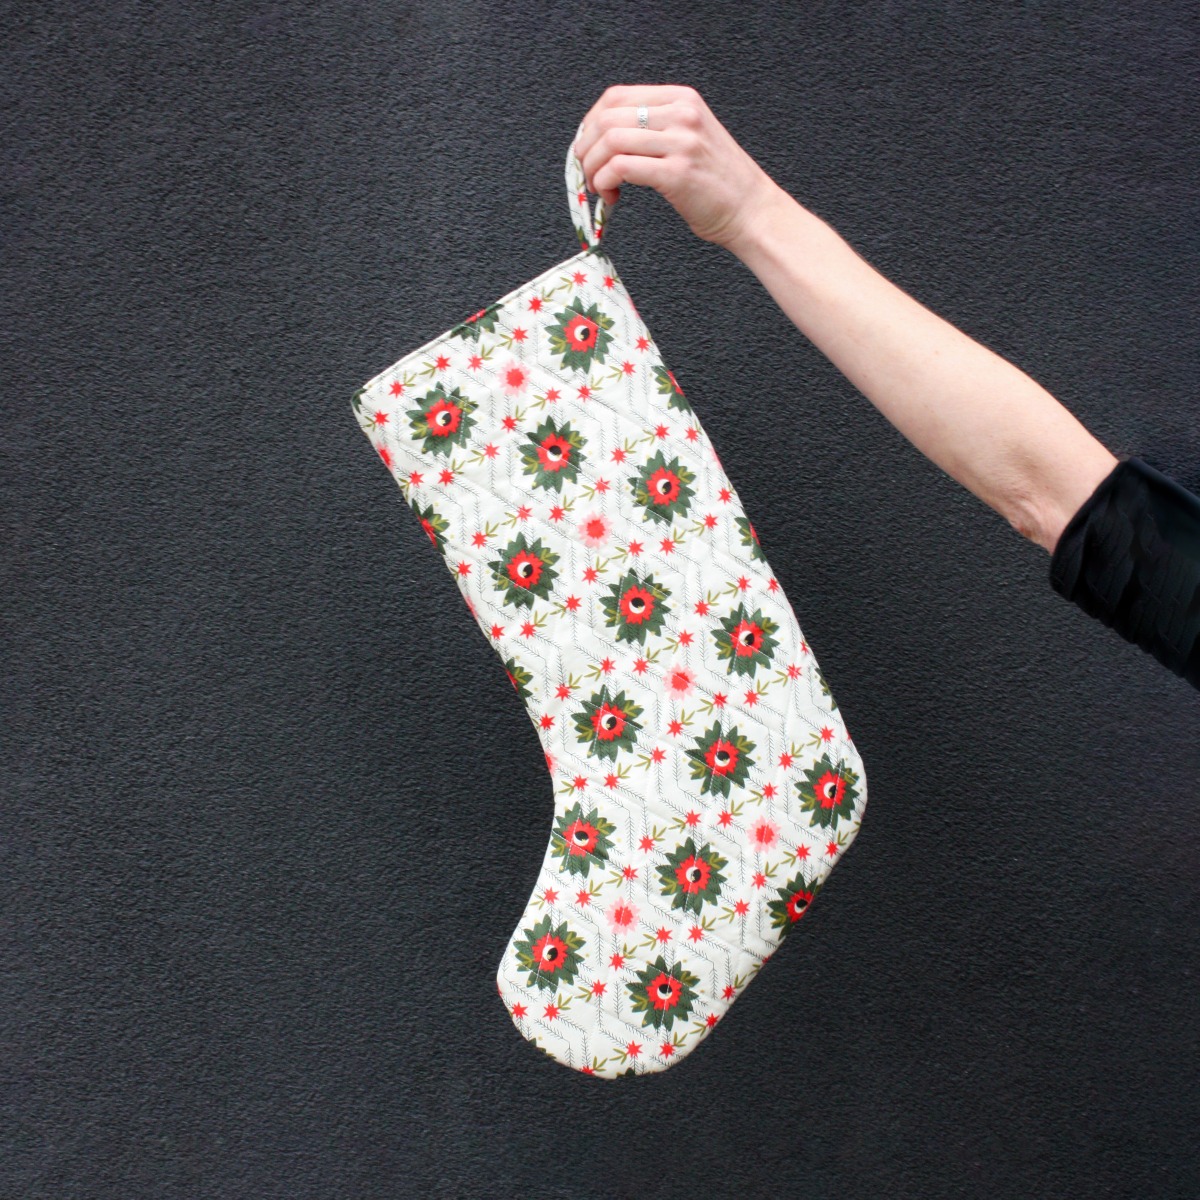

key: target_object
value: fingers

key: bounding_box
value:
[575,83,703,157]
[576,127,675,193]
[589,151,675,204]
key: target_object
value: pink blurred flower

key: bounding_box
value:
[578,511,612,548]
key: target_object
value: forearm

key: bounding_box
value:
[726,183,1118,552]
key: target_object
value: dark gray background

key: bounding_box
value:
[5,3,1198,1197]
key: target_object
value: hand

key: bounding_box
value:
[573,84,784,254]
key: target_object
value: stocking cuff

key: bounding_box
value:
[1048,455,1200,690]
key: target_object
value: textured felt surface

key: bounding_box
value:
[4,3,1199,1197]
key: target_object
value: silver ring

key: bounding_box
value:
[636,104,649,129]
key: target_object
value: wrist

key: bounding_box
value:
[722,175,798,263]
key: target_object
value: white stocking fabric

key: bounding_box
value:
[351,120,867,1078]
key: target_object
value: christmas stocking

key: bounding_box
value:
[351,120,867,1078]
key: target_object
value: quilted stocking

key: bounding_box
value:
[351,121,867,1078]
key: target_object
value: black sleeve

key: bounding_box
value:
[1048,455,1200,692]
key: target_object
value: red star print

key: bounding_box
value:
[512,327,526,341]
[435,354,449,370]
[820,725,835,742]
[517,505,531,520]
[744,690,757,706]
[621,360,634,375]
[722,985,735,1000]
[667,720,683,736]
[787,664,801,679]
[651,747,665,763]
[539,714,554,730]
[611,447,627,463]
[801,640,810,655]
[610,953,625,969]
[654,424,669,439]
[737,576,750,591]
[582,566,598,582]
[718,810,732,827]
[545,388,560,403]
[489,624,504,639]
[694,600,709,616]
[655,927,672,943]
[594,478,609,492]
[468,355,482,370]
[762,783,776,799]
[543,888,557,903]
[827,841,839,857]
[528,296,543,311]
[520,622,535,638]
[605,773,619,788]
[685,810,700,827]
[768,577,779,592]
[544,1003,559,1020]
[581,1065,594,1074]
[456,561,470,576]
[472,531,487,547]
[512,1003,527,1018]
[796,844,809,859]
[718,487,732,503]
[600,657,614,673]
[565,594,581,611]
[550,505,565,522]
[572,775,588,791]
[677,630,693,646]
[626,1040,641,1058]
[572,271,587,284]
[603,274,615,288]
[408,470,423,486]
[439,469,454,485]
[389,381,404,396]
[576,889,590,906]
[703,514,717,529]
[502,415,516,431]
[661,1043,675,1058]
[685,426,699,441]
[705,1014,718,1028]
[627,540,642,555]
[592,980,606,996]
[636,335,649,351]
[484,443,498,458]
[576,190,586,203]
[373,410,387,425]
[779,752,793,768]
[752,872,766,888]
[638,835,656,851]
[555,684,571,700]
[734,899,749,916]
[622,864,638,881]
[688,925,703,943]
[634,657,648,673]
[660,538,675,554]
[712,692,726,706]
[577,385,591,400]
[378,446,391,468]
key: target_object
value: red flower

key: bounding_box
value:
[786,888,815,922]
[647,972,683,1011]
[674,854,711,894]
[506,550,543,589]
[705,739,739,776]
[564,313,599,350]
[424,397,462,437]
[536,432,573,472]
[814,770,847,809]
[531,933,569,972]
[591,703,627,741]
[563,818,599,857]
[730,619,764,657]
[645,466,681,506]
[619,585,656,625]
[420,518,438,546]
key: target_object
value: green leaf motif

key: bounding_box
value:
[657,836,727,914]
[573,685,643,761]
[712,604,779,678]
[503,656,534,706]
[796,753,860,830]
[450,301,502,341]
[628,450,696,525]
[627,954,700,1030]
[735,515,765,561]
[652,363,692,414]
[766,871,822,935]
[546,300,614,372]
[550,802,617,877]
[411,501,449,557]
[519,417,587,493]
[407,384,477,455]
[513,914,586,992]
[685,721,756,798]
[600,569,671,644]
[489,533,559,610]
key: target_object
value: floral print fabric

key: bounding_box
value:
[351,120,867,1078]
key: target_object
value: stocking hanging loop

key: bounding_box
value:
[566,117,609,252]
